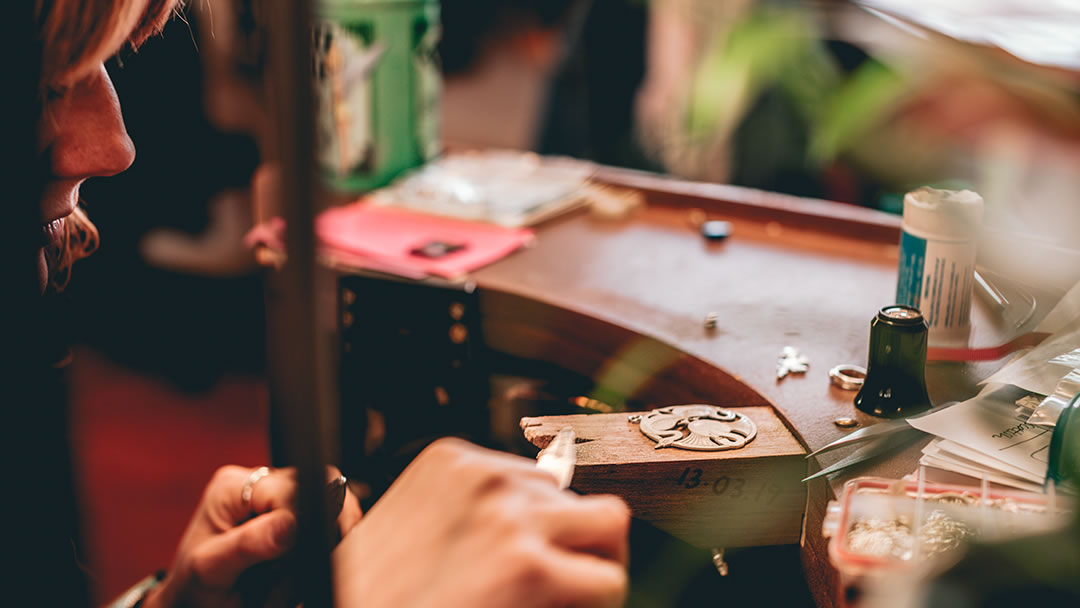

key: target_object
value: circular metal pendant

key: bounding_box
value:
[636,405,757,451]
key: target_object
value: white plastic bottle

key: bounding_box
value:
[895,187,984,346]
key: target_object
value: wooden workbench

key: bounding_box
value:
[456,165,1030,607]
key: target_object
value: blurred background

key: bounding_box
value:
[63,0,1080,604]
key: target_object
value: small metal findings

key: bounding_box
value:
[777,346,810,380]
[829,364,867,391]
[449,302,466,320]
[342,311,354,328]
[702,220,734,241]
[834,417,858,429]
[449,323,468,344]
[688,208,707,227]
[627,414,643,424]
[710,548,729,576]
[434,386,450,407]
[342,288,356,306]
[704,312,718,330]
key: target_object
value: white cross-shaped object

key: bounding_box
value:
[776,346,809,380]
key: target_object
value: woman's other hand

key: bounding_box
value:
[333,438,630,608]
[144,465,362,608]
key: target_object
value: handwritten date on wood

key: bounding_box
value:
[674,467,782,505]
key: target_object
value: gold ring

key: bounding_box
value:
[241,466,272,507]
[829,364,867,391]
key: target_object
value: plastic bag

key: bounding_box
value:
[1028,368,1080,427]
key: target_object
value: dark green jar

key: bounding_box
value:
[855,305,931,418]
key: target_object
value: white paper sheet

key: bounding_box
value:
[919,453,1043,494]
[930,438,1043,482]
[908,384,1052,480]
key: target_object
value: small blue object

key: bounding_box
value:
[702,220,734,240]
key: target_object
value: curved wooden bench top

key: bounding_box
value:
[468,166,1016,606]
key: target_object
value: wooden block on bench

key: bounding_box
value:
[521,406,808,548]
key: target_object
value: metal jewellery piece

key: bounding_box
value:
[241,466,272,507]
[704,312,719,330]
[845,510,975,561]
[632,405,757,451]
[777,346,809,381]
[710,548,729,576]
[834,417,858,428]
[829,364,867,391]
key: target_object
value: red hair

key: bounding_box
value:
[36,0,182,93]
[35,0,182,291]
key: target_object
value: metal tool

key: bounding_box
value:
[806,416,916,460]
[710,547,729,576]
[777,346,809,381]
[974,269,1009,310]
[802,402,959,481]
[803,426,926,482]
[536,426,577,490]
[807,403,956,459]
[855,306,931,418]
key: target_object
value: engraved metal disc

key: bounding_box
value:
[637,405,757,451]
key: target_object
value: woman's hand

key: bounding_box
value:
[333,438,630,608]
[144,465,362,608]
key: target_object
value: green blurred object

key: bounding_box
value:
[808,58,904,164]
[688,9,824,140]
[317,0,441,193]
[1046,391,1080,490]
[878,191,904,214]
[687,8,910,166]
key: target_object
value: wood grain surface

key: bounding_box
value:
[521,409,807,548]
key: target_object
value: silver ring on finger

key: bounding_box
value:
[241,466,272,508]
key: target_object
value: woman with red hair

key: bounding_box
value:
[14,2,629,607]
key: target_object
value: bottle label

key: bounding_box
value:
[314,20,377,178]
[896,229,975,339]
[412,17,441,162]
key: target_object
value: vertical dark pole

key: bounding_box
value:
[263,0,336,605]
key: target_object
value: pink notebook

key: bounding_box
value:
[316,201,533,279]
